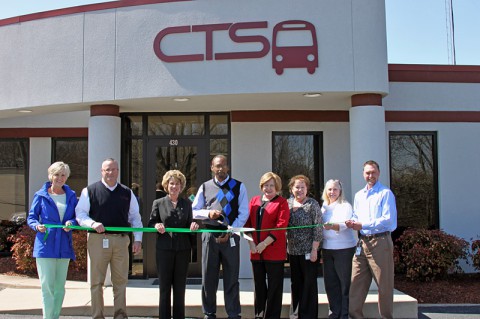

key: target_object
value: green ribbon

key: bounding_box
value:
[43,223,327,241]
[253,224,328,232]
[44,224,232,233]
[43,224,233,240]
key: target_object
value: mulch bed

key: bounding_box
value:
[394,273,480,304]
[0,255,86,281]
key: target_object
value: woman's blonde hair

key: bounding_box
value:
[321,179,346,205]
[48,161,70,182]
[259,172,282,193]
[161,170,186,192]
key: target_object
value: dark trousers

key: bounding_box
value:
[289,254,318,319]
[156,248,190,319]
[202,233,241,319]
[252,261,285,319]
[322,247,356,319]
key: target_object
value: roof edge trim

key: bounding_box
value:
[0,0,190,27]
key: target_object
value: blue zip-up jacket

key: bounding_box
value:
[27,182,78,260]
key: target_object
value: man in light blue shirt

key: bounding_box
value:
[346,160,397,319]
[192,155,249,319]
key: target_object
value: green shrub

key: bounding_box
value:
[8,225,88,280]
[8,224,36,274]
[394,228,469,282]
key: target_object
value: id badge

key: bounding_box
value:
[230,236,236,247]
[355,246,362,256]
[103,238,109,249]
[305,253,311,260]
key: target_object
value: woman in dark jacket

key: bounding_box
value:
[245,172,290,319]
[27,161,77,319]
[148,170,199,319]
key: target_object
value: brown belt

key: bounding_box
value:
[359,231,390,241]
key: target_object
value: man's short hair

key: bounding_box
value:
[363,160,380,171]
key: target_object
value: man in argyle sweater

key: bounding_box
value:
[192,155,249,319]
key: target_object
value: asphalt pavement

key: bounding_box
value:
[418,305,480,319]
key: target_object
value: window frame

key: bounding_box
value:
[388,131,439,229]
[51,137,88,196]
[0,138,29,222]
[271,131,324,202]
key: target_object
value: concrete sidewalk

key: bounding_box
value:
[0,274,417,318]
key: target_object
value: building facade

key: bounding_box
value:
[1,0,479,278]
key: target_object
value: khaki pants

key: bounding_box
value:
[88,233,130,319]
[349,235,394,319]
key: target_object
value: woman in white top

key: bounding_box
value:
[321,179,357,319]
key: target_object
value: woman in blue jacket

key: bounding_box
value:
[27,161,78,319]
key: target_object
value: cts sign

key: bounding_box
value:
[153,20,318,75]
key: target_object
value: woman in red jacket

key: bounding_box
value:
[246,172,290,319]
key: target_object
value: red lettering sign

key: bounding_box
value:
[153,20,318,74]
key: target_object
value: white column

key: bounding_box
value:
[230,123,253,279]
[88,115,121,183]
[349,105,389,194]
[87,108,121,286]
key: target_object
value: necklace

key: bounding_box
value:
[168,195,178,207]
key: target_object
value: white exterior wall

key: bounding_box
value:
[2,0,479,276]
[386,122,480,243]
[232,121,352,201]
[0,15,85,109]
[232,121,352,278]
[385,82,480,110]
[0,111,90,127]
[385,81,480,243]
[0,0,388,112]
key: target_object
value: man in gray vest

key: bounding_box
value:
[192,155,249,319]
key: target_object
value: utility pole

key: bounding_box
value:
[445,0,456,65]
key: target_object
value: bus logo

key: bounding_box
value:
[272,20,318,75]
[153,20,319,75]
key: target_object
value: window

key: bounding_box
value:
[52,138,88,196]
[389,132,438,230]
[0,139,28,222]
[148,115,205,136]
[272,132,323,201]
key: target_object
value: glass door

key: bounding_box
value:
[143,138,208,278]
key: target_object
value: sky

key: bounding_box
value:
[0,0,479,65]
